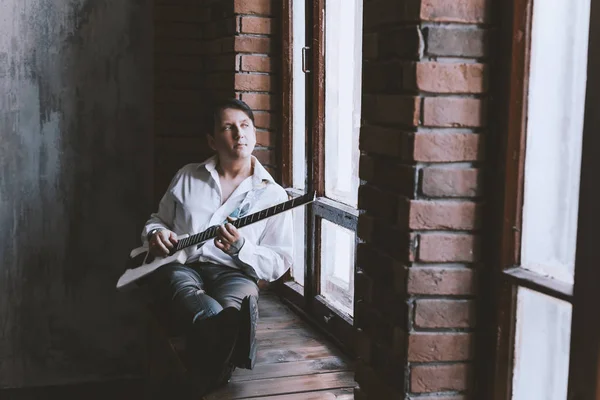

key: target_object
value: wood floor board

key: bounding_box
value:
[203,291,356,399]
[229,357,351,382]
[205,371,356,400]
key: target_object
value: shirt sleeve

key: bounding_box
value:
[234,190,294,282]
[140,169,181,244]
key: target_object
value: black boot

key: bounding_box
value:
[234,295,259,369]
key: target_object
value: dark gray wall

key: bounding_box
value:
[0,0,153,388]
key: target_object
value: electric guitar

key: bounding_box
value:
[116,191,316,292]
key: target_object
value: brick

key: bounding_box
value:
[203,37,235,54]
[355,271,374,303]
[414,299,476,328]
[364,0,420,29]
[408,333,473,362]
[355,302,391,343]
[413,133,483,162]
[406,200,482,230]
[239,16,273,34]
[358,156,416,197]
[362,61,403,93]
[425,27,490,58]
[421,167,482,197]
[234,0,273,16]
[208,1,235,19]
[234,36,272,53]
[155,88,205,105]
[239,93,274,110]
[264,165,278,177]
[360,125,407,157]
[405,62,488,93]
[202,18,236,39]
[253,111,275,129]
[379,27,423,60]
[155,5,208,23]
[358,185,399,220]
[359,247,408,296]
[363,33,378,59]
[358,216,415,262]
[155,22,202,39]
[239,55,273,72]
[210,90,235,103]
[255,129,274,146]
[358,155,375,182]
[355,328,372,363]
[357,243,401,284]
[203,54,236,72]
[202,72,234,90]
[423,98,487,127]
[357,214,376,242]
[418,233,480,262]
[155,121,201,138]
[156,71,204,90]
[362,95,420,126]
[355,362,404,399]
[411,364,471,393]
[408,267,476,295]
[155,56,203,72]
[254,148,275,165]
[370,341,406,389]
[157,107,202,124]
[372,288,408,326]
[234,73,273,91]
[421,0,491,23]
[155,39,203,55]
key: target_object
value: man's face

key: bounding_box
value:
[208,108,257,161]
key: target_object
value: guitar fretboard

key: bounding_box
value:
[174,191,315,252]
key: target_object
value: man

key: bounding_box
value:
[142,98,293,396]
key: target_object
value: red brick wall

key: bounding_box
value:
[233,0,279,176]
[355,0,491,398]
[154,1,493,397]
[154,0,280,199]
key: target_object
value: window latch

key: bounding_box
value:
[302,46,311,74]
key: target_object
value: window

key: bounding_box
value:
[493,0,592,398]
[278,0,363,348]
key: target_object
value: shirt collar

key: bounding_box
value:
[202,155,276,188]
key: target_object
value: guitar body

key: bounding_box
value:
[116,234,190,292]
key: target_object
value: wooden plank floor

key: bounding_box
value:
[204,292,356,400]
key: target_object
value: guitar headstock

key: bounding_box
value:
[302,191,317,203]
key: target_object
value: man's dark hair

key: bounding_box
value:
[205,98,255,135]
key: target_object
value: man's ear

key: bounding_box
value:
[207,134,216,151]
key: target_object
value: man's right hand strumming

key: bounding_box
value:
[148,229,178,257]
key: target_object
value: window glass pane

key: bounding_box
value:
[521,0,590,284]
[292,0,306,190]
[320,219,355,317]
[512,287,572,400]
[324,0,362,207]
[291,206,305,288]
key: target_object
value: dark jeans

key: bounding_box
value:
[144,262,259,374]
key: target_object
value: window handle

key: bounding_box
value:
[302,46,311,73]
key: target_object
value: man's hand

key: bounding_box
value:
[149,229,178,257]
[215,217,245,255]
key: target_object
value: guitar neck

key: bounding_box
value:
[174,191,316,252]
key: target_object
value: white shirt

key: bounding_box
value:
[142,155,293,282]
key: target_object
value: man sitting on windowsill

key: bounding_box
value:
[141,98,293,397]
